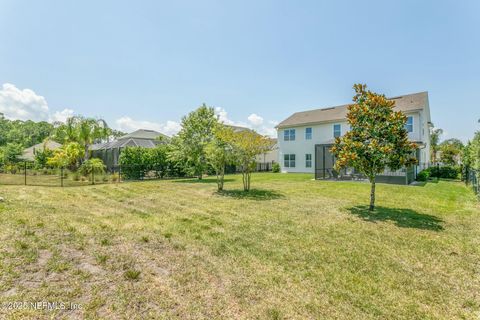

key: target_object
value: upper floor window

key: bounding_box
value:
[333,124,341,138]
[284,129,296,141]
[405,116,413,133]
[305,127,312,140]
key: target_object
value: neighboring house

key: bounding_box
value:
[225,124,279,171]
[21,140,62,161]
[91,129,168,169]
[277,91,432,184]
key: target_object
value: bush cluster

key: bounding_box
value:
[119,145,187,180]
[417,165,461,181]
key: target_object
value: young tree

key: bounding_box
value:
[221,129,272,191]
[79,158,106,176]
[170,104,218,179]
[331,84,417,211]
[439,138,464,166]
[47,142,84,171]
[205,125,234,191]
[430,127,443,164]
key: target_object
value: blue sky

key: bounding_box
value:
[0,0,478,140]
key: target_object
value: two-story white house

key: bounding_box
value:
[276,91,432,184]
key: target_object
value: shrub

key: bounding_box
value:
[428,165,461,179]
[420,165,461,180]
[416,170,429,181]
[272,162,280,173]
[79,158,106,177]
[72,172,80,181]
[110,173,119,182]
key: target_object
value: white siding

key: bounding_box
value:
[278,110,430,173]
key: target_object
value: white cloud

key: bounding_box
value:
[247,113,264,126]
[115,116,181,137]
[0,83,75,123]
[0,83,50,121]
[50,108,75,123]
[215,107,277,137]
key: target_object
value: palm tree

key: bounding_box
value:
[430,127,443,164]
[77,117,110,161]
[53,116,110,162]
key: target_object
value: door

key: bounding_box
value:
[315,144,334,179]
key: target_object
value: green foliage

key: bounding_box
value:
[1,143,23,164]
[418,166,461,180]
[429,127,443,163]
[119,144,179,180]
[170,104,218,179]
[47,142,84,170]
[439,138,464,166]
[79,158,106,176]
[0,114,53,148]
[219,128,272,191]
[53,116,111,160]
[416,170,430,181]
[33,143,55,169]
[119,147,150,180]
[205,124,235,191]
[331,84,417,210]
[272,162,280,173]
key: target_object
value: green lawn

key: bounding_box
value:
[0,173,479,319]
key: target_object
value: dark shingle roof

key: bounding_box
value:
[118,129,167,140]
[90,138,161,151]
[277,91,428,128]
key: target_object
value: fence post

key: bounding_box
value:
[119,166,121,183]
[24,161,27,185]
[92,170,95,185]
[61,167,64,187]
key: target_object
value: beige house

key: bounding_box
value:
[21,140,62,161]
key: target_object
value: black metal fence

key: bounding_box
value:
[465,167,479,198]
[0,161,275,187]
[0,162,123,187]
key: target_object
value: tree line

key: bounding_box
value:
[0,105,273,192]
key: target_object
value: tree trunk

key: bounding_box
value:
[216,167,224,191]
[369,177,376,211]
[84,143,90,162]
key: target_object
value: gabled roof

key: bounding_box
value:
[21,140,62,161]
[91,129,167,151]
[90,138,161,151]
[118,129,168,140]
[277,91,428,128]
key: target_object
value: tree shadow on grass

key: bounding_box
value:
[216,189,285,201]
[347,205,444,231]
[173,178,235,184]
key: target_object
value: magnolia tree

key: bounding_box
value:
[220,129,272,191]
[331,84,417,211]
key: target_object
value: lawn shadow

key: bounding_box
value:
[216,189,285,201]
[173,178,235,184]
[347,205,444,231]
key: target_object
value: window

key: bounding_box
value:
[405,116,413,133]
[284,154,296,168]
[305,154,312,168]
[305,127,312,140]
[333,124,341,138]
[283,129,296,141]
